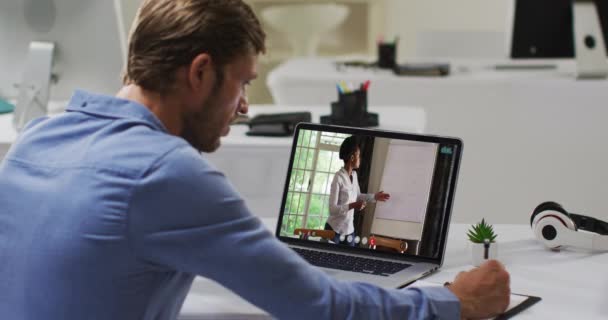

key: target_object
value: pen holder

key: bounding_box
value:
[471,242,498,267]
[321,89,378,127]
[377,43,397,69]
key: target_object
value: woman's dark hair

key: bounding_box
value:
[339,136,359,161]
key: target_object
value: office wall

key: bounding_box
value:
[120,0,141,34]
[384,0,514,60]
[117,0,515,102]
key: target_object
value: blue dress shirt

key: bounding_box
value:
[0,90,460,319]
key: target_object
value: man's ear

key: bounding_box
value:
[188,53,215,96]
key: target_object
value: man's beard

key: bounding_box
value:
[181,102,222,153]
[180,73,228,154]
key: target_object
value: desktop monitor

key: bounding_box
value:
[0,0,127,129]
[511,0,608,58]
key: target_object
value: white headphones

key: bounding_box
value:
[530,201,608,251]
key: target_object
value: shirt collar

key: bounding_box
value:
[65,90,168,133]
[340,167,348,176]
[339,167,355,180]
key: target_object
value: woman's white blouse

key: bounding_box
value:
[327,168,374,234]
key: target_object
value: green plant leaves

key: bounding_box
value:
[467,218,497,243]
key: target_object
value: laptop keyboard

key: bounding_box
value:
[293,247,411,277]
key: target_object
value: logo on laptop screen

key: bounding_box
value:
[440,146,453,155]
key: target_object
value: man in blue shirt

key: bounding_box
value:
[0,0,510,319]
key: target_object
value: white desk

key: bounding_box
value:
[0,104,426,219]
[267,58,597,107]
[180,218,608,320]
[267,58,608,225]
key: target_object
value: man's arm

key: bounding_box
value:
[127,146,461,319]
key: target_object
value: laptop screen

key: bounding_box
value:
[276,123,462,262]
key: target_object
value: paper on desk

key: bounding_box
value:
[408,280,527,320]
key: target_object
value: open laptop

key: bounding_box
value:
[275,123,463,288]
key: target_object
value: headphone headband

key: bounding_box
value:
[569,213,608,235]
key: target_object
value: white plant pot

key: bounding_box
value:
[471,242,498,267]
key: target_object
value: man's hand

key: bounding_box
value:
[374,191,390,202]
[349,201,366,211]
[447,260,510,320]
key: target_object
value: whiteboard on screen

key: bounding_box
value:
[373,140,437,223]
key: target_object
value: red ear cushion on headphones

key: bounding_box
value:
[530,201,568,226]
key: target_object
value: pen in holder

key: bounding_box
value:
[377,42,397,69]
[321,82,378,127]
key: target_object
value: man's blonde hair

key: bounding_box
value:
[124,0,266,93]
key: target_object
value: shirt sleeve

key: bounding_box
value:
[354,171,375,203]
[127,146,461,320]
[357,193,375,203]
[328,171,350,217]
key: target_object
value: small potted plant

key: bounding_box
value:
[467,218,498,266]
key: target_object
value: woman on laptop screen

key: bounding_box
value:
[325,136,391,246]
